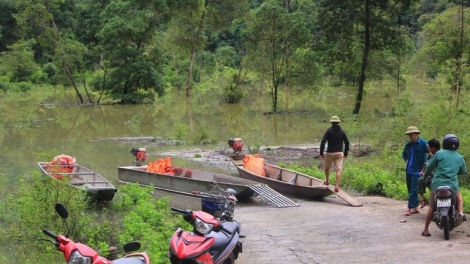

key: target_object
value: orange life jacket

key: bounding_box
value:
[146,156,175,175]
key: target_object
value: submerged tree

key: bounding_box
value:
[246,0,312,112]
[317,0,419,114]
[96,0,171,104]
[167,0,246,97]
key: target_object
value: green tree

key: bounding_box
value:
[1,41,38,82]
[317,0,419,114]
[420,6,470,109]
[167,0,247,97]
[0,0,20,52]
[13,0,89,103]
[96,0,171,104]
[246,0,311,112]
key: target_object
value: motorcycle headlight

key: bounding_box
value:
[68,250,92,264]
[194,217,214,235]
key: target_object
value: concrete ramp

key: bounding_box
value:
[327,186,363,207]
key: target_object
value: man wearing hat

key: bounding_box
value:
[402,126,428,216]
[320,115,350,192]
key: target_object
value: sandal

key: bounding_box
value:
[334,187,340,192]
[411,208,420,214]
[405,209,411,216]
[323,180,329,186]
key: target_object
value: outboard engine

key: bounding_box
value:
[228,138,243,154]
[131,148,148,166]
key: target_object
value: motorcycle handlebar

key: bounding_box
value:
[171,207,190,214]
[43,229,58,240]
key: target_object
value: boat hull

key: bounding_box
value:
[117,166,259,200]
[38,162,117,202]
[229,155,363,206]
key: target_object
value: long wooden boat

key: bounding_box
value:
[117,165,260,201]
[229,155,362,207]
[38,162,117,202]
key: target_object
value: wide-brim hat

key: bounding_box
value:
[405,126,420,135]
[329,115,341,123]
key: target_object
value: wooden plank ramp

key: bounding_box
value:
[249,185,299,208]
[327,186,363,207]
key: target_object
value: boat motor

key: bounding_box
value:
[131,148,148,166]
[228,138,243,154]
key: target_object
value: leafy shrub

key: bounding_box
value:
[0,173,188,263]
[16,81,33,92]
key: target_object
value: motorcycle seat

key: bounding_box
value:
[207,231,232,250]
[436,186,452,191]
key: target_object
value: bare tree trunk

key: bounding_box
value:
[185,5,207,98]
[97,64,107,103]
[185,49,196,97]
[456,1,464,108]
[284,0,290,112]
[81,73,94,103]
[186,96,194,134]
[353,0,371,114]
[51,16,84,104]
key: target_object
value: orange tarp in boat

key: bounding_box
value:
[146,156,175,175]
[243,154,266,176]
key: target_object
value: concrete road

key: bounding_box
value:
[235,195,470,264]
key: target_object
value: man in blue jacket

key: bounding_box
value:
[402,126,428,216]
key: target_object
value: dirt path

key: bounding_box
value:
[235,195,470,264]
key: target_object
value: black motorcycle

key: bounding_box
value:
[433,186,465,240]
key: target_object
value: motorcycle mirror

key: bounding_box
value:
[55,203,68,219]
[226,188,237,195]
[123,241,141,252]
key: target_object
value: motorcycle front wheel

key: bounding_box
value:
[222,252,235,264]
[441,215,450,240]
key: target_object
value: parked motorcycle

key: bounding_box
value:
[433,186,465,240]
[39,203,150,264]
[196,181,238,221]
[168,182,243,264]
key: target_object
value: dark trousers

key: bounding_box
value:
[406,173,419,209]
[418,175,432,195]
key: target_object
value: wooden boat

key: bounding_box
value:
[229,155,362,207]
[38,162,117,202]
[117,165,261,201]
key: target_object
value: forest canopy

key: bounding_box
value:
[0,0,469,113]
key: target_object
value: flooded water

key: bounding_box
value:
[0,85,395,181]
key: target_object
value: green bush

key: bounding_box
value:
[0,173,188,263]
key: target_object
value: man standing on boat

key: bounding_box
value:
[320,115,350,192]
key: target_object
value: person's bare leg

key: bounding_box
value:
[324,169,330,185]
[457,193,464,215]
[335,171,342,191]
[422,206,434,236]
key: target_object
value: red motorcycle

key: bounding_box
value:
[168,183,243,264]
[39,203,150,264]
